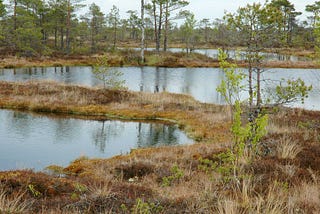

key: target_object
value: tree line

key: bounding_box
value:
[0,0,319,57]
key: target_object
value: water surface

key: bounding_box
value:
[130,47,311,62]
[0,110,191,171]
[0,66,319,110]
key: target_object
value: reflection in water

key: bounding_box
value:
[92,121,125,153]
[137,123,178,148]
[140,48,311,62]
[0,110,191,171]
[0,66,319,110]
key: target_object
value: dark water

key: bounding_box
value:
[0,110,191,171]
[0,66,319,110]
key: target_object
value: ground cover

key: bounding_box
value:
[0,49,318,69]
[0,80,319,213]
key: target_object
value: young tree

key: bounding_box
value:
[306,1,320,28]
[217,49,268,164]
[269,0,301,47]
[47,0,67,50]
[180,11,196,54]
[145,0,164,52]
[87,3,105,53]
[65,0,85,54]
[199,18,211,44]
[141,0,145,63]
[127,10,140,40]
[305,1,320,48]
[93,55,126,89]
[216,49,246,119]
[212,18,238,51]
[107,5,120,50]
[225,2,282,107]
[216,50,311,163]
[146,0,189,52]
[163,0,189,51]
[0,0,6,43]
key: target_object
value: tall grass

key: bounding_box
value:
[276,136,302,159]
[0,189,32,213]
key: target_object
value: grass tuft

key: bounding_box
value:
[276,136,303,159]
[0,189,33,213]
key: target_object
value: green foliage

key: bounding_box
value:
[216,48,246,118]
[231,101,269,158]
[0,0,5,17]
[107,5,120,49]
[180,12,197,53]
[217,49,269,160]
[131,198,163,214]
[162,164,184,187]
[71,183,87,200]
[271,78,312,105]
[27,184,41,198]
[87,3,106,53]
[215,151,236,178]
[198,150,236,183]
[198,157,217,174]
[73,183,87,193]
[93,55,126,89]
[216,56,245,105]
[14,22,43,56]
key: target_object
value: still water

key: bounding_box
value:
[132,48,311,62]
[0,66,319,110]
[0,110,191,171]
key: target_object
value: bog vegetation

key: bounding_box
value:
[0,0,319,57]
[0,0,320,213]
[0,80,319,213]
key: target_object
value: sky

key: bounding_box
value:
[83,0,316,22]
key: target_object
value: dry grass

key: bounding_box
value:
[0,189,33,213]
[0,80,320,213]
[0,80,231,143]
[290,179,320,213]
[0,50,318,69]
[276,136,303,159]
[214,178,289,214]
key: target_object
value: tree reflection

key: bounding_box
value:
[137,123,179,148]
[9,111,32,138]
[92,121,124,153]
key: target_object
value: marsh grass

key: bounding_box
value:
[276,136,302,159]
[292,181,320,212]
[1,50,317,69]
[0,81,320,213]
[0,189,32,213]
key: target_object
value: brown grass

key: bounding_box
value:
[276,136,303,159]
[0,81,320,213]
[0,189,33,213]
[0,50,318,69]
[0,80,231,143]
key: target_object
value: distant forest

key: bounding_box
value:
[0,0,319,56]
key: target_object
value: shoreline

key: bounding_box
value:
[0,80,320,212]
[0,52,319,69]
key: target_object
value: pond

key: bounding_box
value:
[134,47,311,62]
[0,66,319,110]
[0,110,191,171]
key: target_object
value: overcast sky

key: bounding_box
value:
[84,0,316,22]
